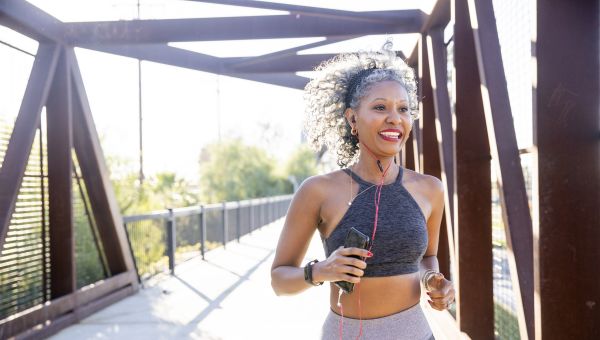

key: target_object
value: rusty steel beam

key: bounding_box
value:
[453,0,494,338]
[228,51,400,73]
[425,29,457,281]
[420,0,451,33]
[411,115,422,173]
[407,0,450,66]
[426,29,455,230]
[46,47,76,298]
[64,14,421,45]
[0,271,136,338]
[0,1,423,46]
[534,0,600,338]
[404,132,415,170]
[0,0,63,43]
[89,44,222,72]
[69,49,139,282]
[0,44,59,252]
[224,36,358,71]
[83,44,309,89]
[226,54,339,73]
[467,0,535,338]
[190,0,425,25]
[20,285,135,339]
[222,72,308,90]
[406,42,419,68]
[413,37,425,174]
[419,34,451,281]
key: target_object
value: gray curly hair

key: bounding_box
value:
[303,45,418,168]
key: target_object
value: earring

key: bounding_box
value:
[351,126,358,136]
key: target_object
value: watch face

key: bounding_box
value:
[304,263,310,281]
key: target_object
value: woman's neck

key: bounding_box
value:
[351,151,399,185]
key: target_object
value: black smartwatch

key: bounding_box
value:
[304,259,323,286]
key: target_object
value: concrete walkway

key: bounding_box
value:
[50,218,463,340]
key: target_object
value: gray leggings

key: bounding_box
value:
[320,302,434,340]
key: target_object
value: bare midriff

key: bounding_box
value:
[328,272,421,319]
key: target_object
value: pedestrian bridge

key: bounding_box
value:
[48,219,464,340]
[0,1,597,339]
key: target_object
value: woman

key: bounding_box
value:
[270,46,455,340]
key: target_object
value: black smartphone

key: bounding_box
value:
[334,227,371,294]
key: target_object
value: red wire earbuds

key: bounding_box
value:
[338,140,393,340]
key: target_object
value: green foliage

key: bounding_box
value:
[494,301,521,340]
[112,172,199,277]
[127,220,167,277]
[199,139,295,202]
[105,156,201,278]
[108,155,200,215]
[283,144,318,188]
[103,141,317,280]
[74,194,106,288]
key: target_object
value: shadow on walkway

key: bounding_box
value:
[49,218,461,339]
[49,219,330,340]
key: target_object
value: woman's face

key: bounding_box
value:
[346,80,413,158]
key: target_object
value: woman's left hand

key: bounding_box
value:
[426,273,455,311]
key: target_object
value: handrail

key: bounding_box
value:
[123,194,293,282]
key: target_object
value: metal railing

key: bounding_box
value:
[123,195,292,282]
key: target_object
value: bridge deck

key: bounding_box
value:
[50,219,463,339]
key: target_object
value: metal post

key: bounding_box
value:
[124,222,141,284]
[236,201,241,242]
[266,198,269,225]
[47,47,76,298]
[166,208,175,275]
[535,0,599,337]
[258,199,262,229]
[269,197,273,223]
[260,198,264,228]
[420,32,452,281]
[249,200,254,235]
[200,205,206,260]
[454,0,494,337]
[222,201,228,248]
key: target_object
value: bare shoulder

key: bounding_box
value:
[295,169,347,201]
[402,168,444,198]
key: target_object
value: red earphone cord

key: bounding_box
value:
[339,141,393,340]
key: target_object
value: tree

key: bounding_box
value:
[199,139,291,202]
[283,144,318,191]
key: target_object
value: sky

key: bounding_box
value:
[0,0,532,182]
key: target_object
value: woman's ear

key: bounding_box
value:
[344,108,355,127]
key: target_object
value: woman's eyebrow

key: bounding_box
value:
[369,97,409,103]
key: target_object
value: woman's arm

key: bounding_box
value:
[270,175,369,296]
[270,176,323,296]
[419,176,444,277]
[418,176,455,310]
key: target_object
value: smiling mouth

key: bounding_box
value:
[379,131,403,141]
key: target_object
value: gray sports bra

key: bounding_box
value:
[322,167,428,277]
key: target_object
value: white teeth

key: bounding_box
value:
[379,132,400,138]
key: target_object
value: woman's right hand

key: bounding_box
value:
[312,246,372,284]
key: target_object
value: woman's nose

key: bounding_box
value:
[386,110,403,125]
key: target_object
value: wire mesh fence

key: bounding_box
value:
[123,195,292,282]
[490,0,533,338]
[490,152,534,340]
[124,215,169,281]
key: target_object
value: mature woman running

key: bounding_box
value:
[271,45,455,340]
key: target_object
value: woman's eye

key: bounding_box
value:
[398,107,409,113]
[374,105,385,111]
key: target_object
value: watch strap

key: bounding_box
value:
[304,259,323,286]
